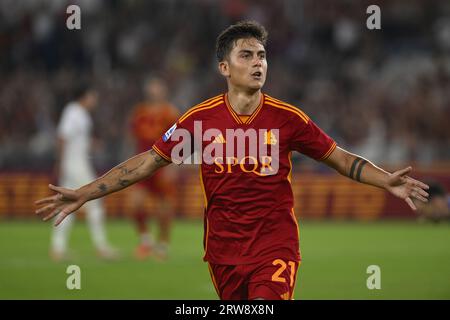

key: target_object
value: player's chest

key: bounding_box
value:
[194,113,290,178]
[198,110,291,153]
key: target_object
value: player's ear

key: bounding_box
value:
[218,61,230,77]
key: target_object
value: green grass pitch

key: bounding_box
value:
[0,220,449,299]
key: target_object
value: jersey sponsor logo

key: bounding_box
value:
[163,123,177,142]
[213,155,274,176]
[167,121,280,174]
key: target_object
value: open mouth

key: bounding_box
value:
[251,71,262,78]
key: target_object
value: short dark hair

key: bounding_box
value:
[216,20,268,62]
[72,81,95,101]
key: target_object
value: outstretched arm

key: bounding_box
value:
[323,146,429,210]
[35,149,170,226]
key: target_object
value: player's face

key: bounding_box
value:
[85,90,99,110]
[220,38,267,91]
[145,79,168,101]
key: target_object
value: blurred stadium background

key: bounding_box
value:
[1,0,449,299]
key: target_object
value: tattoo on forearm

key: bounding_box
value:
[86,158,147,199]
[119,179,130,187]
[349,157,368,182]
[116,159,146,188]
[88,182,109,198]
[98,183,107,192]
[119,161,143,175]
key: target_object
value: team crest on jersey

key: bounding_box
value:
[163,123,177,142]
[264,130,278,145]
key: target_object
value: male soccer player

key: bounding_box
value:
[36,21,429,299]
[128,77,179,260]
[50,84,117,261]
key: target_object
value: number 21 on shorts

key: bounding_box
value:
[271,259,298,287]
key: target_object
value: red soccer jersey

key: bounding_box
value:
[153,93,336,265]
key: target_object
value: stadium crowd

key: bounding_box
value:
[1,0,449,170]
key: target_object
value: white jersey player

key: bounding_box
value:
[51,86,117,261]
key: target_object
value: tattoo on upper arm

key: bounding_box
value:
[150,149,164,164]
[349,157,368,182]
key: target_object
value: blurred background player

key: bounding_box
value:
[415,181,450,223]
[51,83,118,261]
[128,77,179,260]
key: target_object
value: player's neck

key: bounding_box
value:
[77,100,90,111]
[226,89,262,115]
[145,98,165,107]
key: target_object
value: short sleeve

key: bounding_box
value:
[290,116,336,161]
[152,115,196,164]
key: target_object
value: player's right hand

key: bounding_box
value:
[35,184,86,226]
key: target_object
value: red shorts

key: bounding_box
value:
[136,169,174,197]
[207,258,300,300]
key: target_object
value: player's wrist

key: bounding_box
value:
[381,172,393,190]
[75,187,91,203]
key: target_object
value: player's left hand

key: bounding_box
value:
[385,166,429,210]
